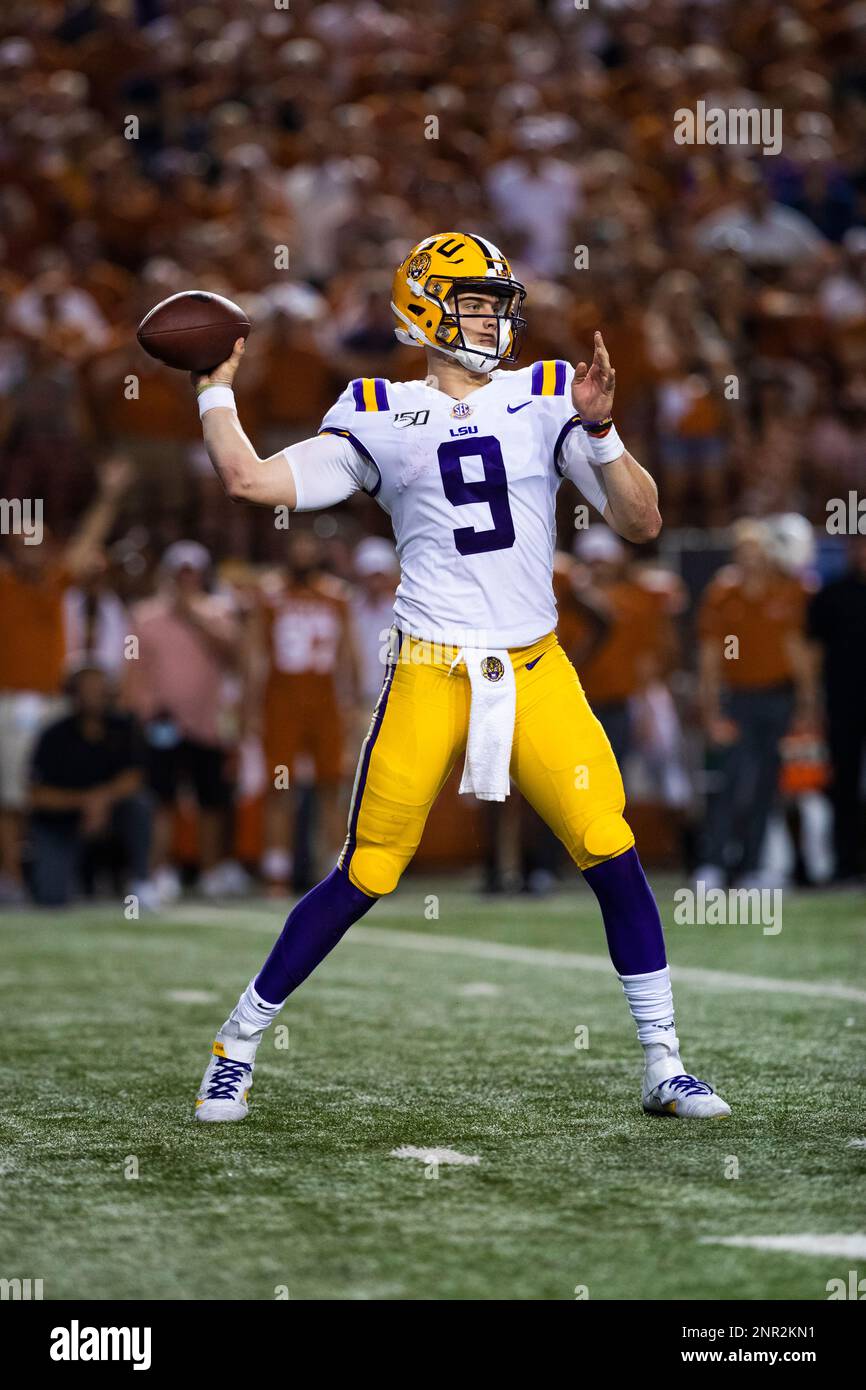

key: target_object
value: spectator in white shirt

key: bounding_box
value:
[694,165,828,267]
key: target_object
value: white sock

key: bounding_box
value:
[618,966,682,1076]
[228,979,285,1040]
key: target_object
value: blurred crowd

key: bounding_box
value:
[2,0,866,539]
[1,464,863,906]
[1,0,865,901]
[0,465,409,904]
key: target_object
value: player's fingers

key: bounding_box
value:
[214,338,245,384]
[574,361,589,380]
[594,330,611,370]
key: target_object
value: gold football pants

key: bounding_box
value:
[340,629,635,897]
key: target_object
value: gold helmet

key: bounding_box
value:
[391,232,526,374]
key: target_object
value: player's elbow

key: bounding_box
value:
[224,472,254,503]
[619,506,662,544]
[223,462,264,504]
[640,506,663,542]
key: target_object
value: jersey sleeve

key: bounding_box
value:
[556,424,610,517]
[315,378,393,502]
[283,433,374,511]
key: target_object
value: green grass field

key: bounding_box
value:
[1,877,864,1301]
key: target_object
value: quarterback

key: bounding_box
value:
[193,232,730,1121]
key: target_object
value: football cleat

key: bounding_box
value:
[195,1024,260,1122]
[642,1072,732,1120]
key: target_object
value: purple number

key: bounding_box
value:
[437,436,516,555]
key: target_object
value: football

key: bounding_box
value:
[136,290,251,372]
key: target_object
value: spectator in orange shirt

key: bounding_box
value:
[246,531,360,892]
[0,456,132,901]
[645,270,734,527]
[556,527,667,767]
[696,519,817,887]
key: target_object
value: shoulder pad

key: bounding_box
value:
[348,377,392,413]
[529,360,571,397]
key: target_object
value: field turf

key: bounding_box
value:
[1,877,864,1301]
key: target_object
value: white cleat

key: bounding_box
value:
[195,1023,260,1122]
[642,1072,731,1119]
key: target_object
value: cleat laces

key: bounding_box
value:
[205,1055,250,1100]
[665,1073,713,1097]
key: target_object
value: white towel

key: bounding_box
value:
[451,647,516,801]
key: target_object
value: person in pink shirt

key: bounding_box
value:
[124,542,240,901]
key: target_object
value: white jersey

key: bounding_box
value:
[307,361,611,647]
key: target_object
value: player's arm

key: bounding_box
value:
[600,454,661,544]
[193,340,369,510]
[570,332,661,544]
[784,628,821,727]
[338,600,363,709]
[64,455,134,577]
[696,582,742,743]
[240,601,267,738]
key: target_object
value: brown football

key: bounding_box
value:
[136,291,251,372]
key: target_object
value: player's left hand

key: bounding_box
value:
[572,331,616,421]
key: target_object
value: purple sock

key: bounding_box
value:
[582,847,667,975]
[255,867,377,1004]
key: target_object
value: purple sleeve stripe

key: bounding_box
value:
[352,379,366,411]
[552,414,583,477]
[318,427,382,497]
[374,378,389,411]
[531,362,544,394]
[554,360,566,395]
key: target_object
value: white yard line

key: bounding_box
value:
[165,907,866,1005]
[391,1146,480,1166]
[700,1235,866,1259]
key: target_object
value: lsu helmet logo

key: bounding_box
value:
[408,251,432,281]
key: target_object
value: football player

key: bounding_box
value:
[193,233,730,1121]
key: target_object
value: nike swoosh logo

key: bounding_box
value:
[506,401,532,413]
[525,653,546,670]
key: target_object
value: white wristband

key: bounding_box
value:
[197,385,236,418]
[581,420,624,464]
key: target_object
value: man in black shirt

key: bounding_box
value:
[29,661,154,907]
[807,538,866,882]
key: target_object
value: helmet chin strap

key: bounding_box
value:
[452,344,501,374]
[454,315,512,374]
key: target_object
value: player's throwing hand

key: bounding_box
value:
[572,330,616,421]
[191,337,246,394]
